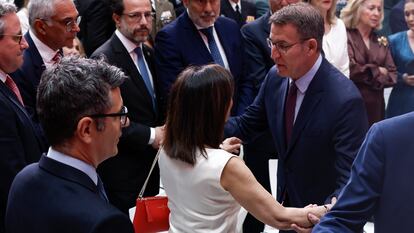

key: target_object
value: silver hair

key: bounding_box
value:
[0,1,17,36]
[37,56,127,146]
[28,0,73,27]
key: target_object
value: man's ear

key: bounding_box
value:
[33,19,47,35]
[182,0,190,8]
[76,117,94,144]
[306,38,318,55]
[112,13,121,28]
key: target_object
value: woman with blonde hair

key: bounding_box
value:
[305,0,350,77]
[341,0,397,126]
[159,64,327,233]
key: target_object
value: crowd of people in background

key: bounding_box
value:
[1,0,414,232]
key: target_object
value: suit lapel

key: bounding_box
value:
[285,64,325,158]
[214,18,234,69]
[275,78,289,158]
[111,35,155,110]
[25,33,46,85]
[182,12,213,63]
[39,155,98,193]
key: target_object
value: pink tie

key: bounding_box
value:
[52,51,62,64]
[5,75,24,106]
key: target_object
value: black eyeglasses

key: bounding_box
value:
[0,34,23,44]
[122,11,155,22]
[88,106,128,127]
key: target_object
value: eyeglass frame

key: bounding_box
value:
[121,11,155,22]
[266,37,310,54]
[0,34,24,44]
[87,105,128,127]
[40,15,82,32]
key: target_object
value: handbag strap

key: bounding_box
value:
[139,146,163,198]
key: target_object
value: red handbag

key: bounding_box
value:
[133,148,170,233]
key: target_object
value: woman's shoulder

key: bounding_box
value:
[389,31,407,42]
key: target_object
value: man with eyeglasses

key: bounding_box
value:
[0,2,44,232]
[239,1,300,231]
[10,0,80,152]
[225,3,368,232]
[91,0,164,214]
[154,0,254,117]
[5,56,134,233]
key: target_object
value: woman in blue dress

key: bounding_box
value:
[386,0,414,117]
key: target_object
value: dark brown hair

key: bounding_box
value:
[164,64,234,165]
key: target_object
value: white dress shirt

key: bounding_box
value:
[29,30,61,68]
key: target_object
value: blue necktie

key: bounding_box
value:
[97,176,109,203]
[199,27,225,67]
[134,47,156,112]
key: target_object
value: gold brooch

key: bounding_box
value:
[377,36,388,47]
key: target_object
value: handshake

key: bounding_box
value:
[220,137,336,232]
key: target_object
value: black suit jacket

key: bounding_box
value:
[91,34,161,211]
[5,156,134,233]
[0,80,43,233]
[220,0,256,28]
[75,0,115,57]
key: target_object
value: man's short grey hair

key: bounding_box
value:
[37,56,127,146]
[0,1,17,37]
[28,0,73,27]
[269,2,324,52]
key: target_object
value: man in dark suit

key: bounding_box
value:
[5,57,134,233]
[154,0,254,116]
[10,0,80,149]
[0,3,44,232]
[312,112,414,233]
[240,1,298,231]
[220,0,256,28]
[91,0,164,214]
[390,0,408,34]
[75,0,115,57]
[225,4,368,232]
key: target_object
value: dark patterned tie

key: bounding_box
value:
[285,81,297,145]
[235,5,243,25]
[5,75,24,106]
[134,47,157,112]
[199,27,225,67]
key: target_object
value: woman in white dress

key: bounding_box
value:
[305,0,350,77]
[159,64,328,233]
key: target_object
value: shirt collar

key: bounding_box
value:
[0,70,7,83]
[47,147,98,185]
[293,54,322,94]
[115,29,141,53]
[29,30,60,63]
[228,0,241,11]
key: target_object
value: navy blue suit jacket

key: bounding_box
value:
[6,156,134,233]
[154,11,254,115]
[225,58,368,207]
[240,11,272,94]
[314,112,414,233]
[10,32,48,150]
[0,80,43,233]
